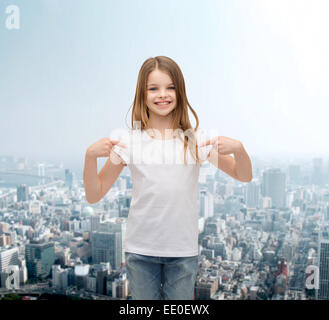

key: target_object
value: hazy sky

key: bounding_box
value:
[1,0,328,169]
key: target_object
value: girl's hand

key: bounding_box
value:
[86,138,127,159]
[199,136,242,155]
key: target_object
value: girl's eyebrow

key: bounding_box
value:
[147,83,174,86]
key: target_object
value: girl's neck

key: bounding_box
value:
[145,115,174,136]
[145,115,179,140]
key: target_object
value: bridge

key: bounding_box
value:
[0,170,54,180]
[0,180,65,199]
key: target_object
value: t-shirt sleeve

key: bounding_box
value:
[110,130,131,165]
[195,128,214,163]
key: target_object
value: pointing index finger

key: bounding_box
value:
[199,138,214,147]
[111,140,127,148]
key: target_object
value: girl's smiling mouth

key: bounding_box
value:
[155,101,172,107]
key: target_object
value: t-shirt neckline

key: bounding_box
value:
[143,129,179,141]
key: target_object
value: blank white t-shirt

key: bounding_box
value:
[112,128,213,257]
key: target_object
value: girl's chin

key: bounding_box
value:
[149,105,175,113]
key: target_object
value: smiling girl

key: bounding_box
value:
[83,56,252,300]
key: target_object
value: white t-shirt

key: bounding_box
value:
[111,128,213,257]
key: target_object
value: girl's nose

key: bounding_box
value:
[159,90,168,98]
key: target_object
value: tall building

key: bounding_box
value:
[317,228,329,300]
[74,264,89,290]
[65,169,73,190]
[91,263,110,295]
[195,278,218,300]
[38,163,45,185]
[262,169,286,209]
[17,184,29,202]
[199,189,214,219]
[0,247,19,273]
[246,182,260,208]
[312,158,325,187]
[199,190,208,218]
[18,257,28,285]
[90,214,101,233]
[52,265,69,291]
[25,241,55,279]
[207,192,214,218]
[288,164,302,185]
[112,273,129,299]
[98,220,126,265]
[91,231,122,270]
[0,247,20,288]
[0,222,10,234]
[118,193,131,218]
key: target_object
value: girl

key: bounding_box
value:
[83,56,252,300]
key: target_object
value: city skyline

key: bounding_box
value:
[0,151,328,300]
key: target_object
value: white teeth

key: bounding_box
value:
[156,102,170,105]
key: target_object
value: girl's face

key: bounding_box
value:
[146,69,177,119]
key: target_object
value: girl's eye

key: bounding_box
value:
[149,87,175,91]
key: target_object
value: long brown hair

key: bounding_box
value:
[125,56,201,165]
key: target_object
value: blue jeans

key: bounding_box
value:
[125,252,199,300]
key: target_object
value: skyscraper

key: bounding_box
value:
[317,228,329,300]
[200,189,214,219]
[65,169,73,190]
[262,169,286,209]
[25,241,55,279]
[38,163,45,185]
[0,247,19,273]
[246,181,260,208]
[98,220,126,265]
[288,164,302,186]
[312,158,324,187]
[52,265,69,291]
[90,214,101,233]
[91,231,122,270]
[17,184,29,202]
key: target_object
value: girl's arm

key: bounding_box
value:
[83,138,127,204]
[200,136,252,182]
[232,143,253,182]
[83,153,102,204]
[83,150,125,204]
